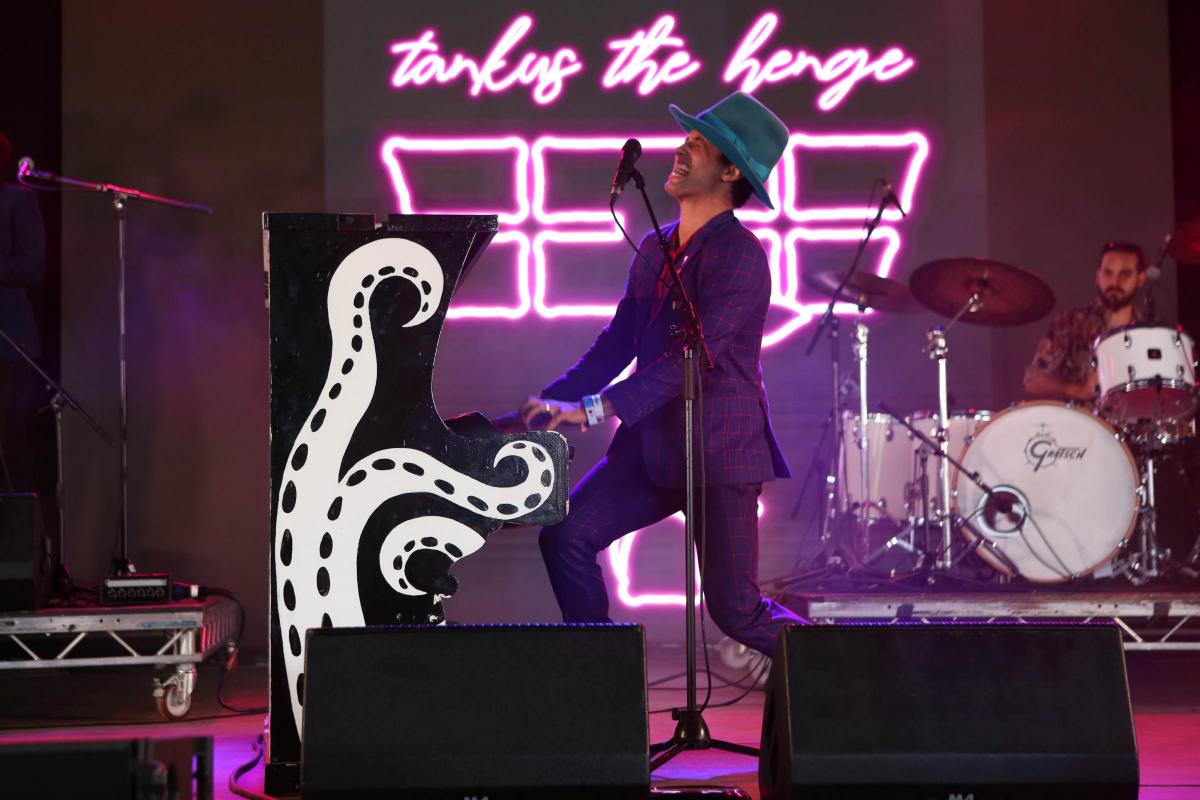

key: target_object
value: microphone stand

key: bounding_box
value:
[618,169,754,768]
[21,165,211,575]
[0,325,111,598]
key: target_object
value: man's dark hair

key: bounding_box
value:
[717,152,756,209]
[0,133,11,167]
[1100,241,1146,272]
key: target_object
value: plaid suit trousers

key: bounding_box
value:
[539,441,804,657]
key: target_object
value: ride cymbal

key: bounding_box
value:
[909,257,1055,326]
[804,268,920,313]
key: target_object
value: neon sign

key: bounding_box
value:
[379,129,928,347]
[608,501,766,607]
[389,15,583,105]
[602,15,702,96]
[724,12,915,110]
[387,12,916,111]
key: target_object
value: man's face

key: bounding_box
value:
[664,130,738,202]
[1095,250,1145,310]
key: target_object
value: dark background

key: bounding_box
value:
[1,0,1196,655]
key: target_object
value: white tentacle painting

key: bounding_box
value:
[273,237,556,735]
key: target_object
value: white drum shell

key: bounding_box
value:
[908,411,991,509]
[1094,326,1198,423]
[954,402,1138,583]
[841,413,912,522]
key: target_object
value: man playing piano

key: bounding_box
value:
[519,92,803,657]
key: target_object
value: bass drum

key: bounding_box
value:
[953,402,1139,583]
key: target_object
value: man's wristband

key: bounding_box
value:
[582,393,605,427]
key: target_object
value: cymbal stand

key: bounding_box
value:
[924,291,981,570]
[800,183,893,572]
[853,316,871,538]
[788,317,849,572]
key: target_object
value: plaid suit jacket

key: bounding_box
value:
[542,210,790,488]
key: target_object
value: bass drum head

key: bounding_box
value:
[953,402,1138,583]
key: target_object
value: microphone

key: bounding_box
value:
[609,138,642,207]
[1143,232,1169,322]
[1146,232,1170,282]
[880,178,907,217]
[982,487,1027,533]
[16,156,33,179]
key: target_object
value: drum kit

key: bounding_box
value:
[800,232,1200,587]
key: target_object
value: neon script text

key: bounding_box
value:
[388,15,583,105]
[723,12,915,110]
[602,15,701,95]
[387,12,915,111]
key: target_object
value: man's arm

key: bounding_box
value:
[603,234,769,425]
[537,236,653,401]
[1023,370,1096,403]
[1022,320,1095,402]
[0,189,46,289]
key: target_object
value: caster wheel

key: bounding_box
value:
[153,671,195,720]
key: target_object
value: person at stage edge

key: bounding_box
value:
[0,133,47,491]
[1024,241,1146,405]
[519,91,804,657]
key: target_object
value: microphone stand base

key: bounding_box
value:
[650,708,759,770]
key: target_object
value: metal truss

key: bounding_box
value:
[800,592,1200,651]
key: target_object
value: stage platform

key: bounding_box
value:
[790,590,1200,650]
[0,643,1195,799]
[0,597,240,719]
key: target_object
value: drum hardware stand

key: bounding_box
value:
[788,319,852,573]
[858,442,937,575]
[620,167,756,769]
[1125,440,1199,584]
[18,163,211,575]
[922,289,984,570]
[852,316,872,539]
[878,400,1026,580]
[0,325,112,599]
[799,183,896,573]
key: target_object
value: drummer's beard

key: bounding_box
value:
[1098,286,1135,311]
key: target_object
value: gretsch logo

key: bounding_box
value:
[1024,424,1086,472]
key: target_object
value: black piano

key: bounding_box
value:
[263,213,570,791]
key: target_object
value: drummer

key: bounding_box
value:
[1023,242,1146,404]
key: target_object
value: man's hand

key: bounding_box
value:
[1074,370,1100,402]
[519,396,589,431]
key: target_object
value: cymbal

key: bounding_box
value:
[909,258,1055,326]
[804,269,920,313]
[1167,219,1200,263]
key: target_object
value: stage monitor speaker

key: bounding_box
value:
[759,623,1138,800]
[300,622,650,799]
[0,735,212,799]
[0,492,46,611]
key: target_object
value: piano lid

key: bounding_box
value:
[262,213,499,293]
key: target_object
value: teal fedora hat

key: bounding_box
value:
[668,91,789,209]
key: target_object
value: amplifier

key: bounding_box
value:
[102,573,171,605]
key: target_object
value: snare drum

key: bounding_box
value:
[1094,325,1198,423]
[953,401,1139,583]
[841,412,912,522]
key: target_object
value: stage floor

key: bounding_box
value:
[0,642,1196,799]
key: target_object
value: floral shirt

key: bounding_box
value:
[1024,299,1140,387]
